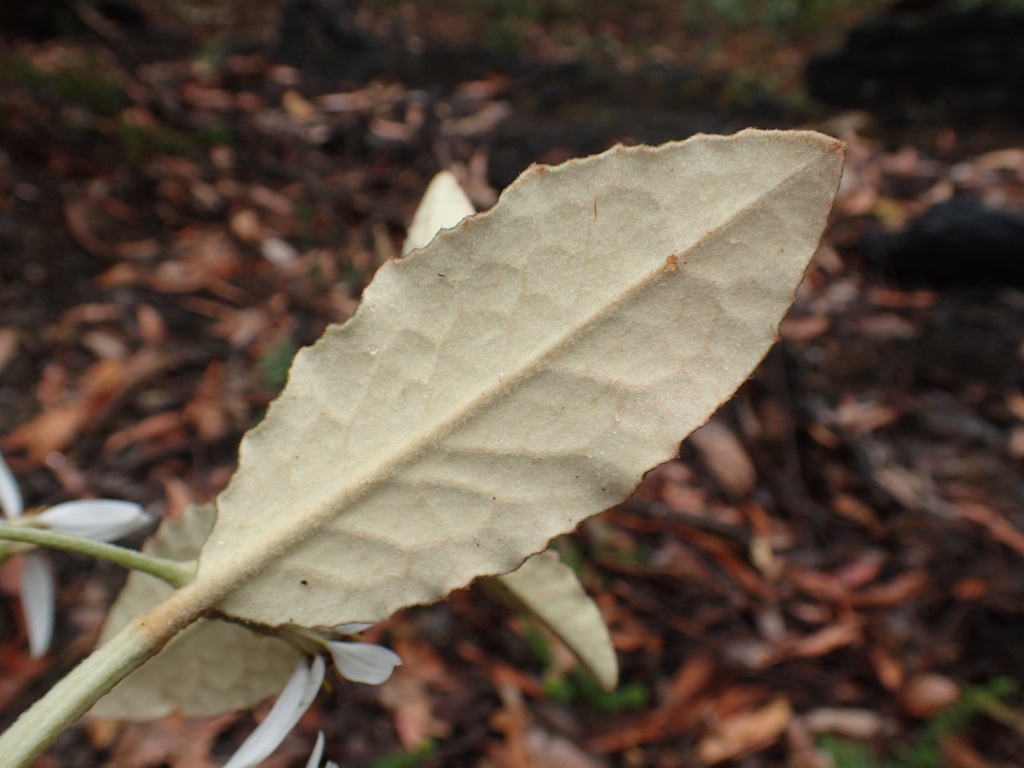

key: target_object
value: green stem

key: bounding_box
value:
[980,696,1024,736]
[0,524,194,588]
[0,581,209,768]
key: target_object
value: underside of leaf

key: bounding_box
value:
[408,170,619,691]
[92,504,300,720]
[492,551,618,691]
[196,129,843,630]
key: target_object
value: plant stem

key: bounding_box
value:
[0,579,209,767]
[0,524,194,588]
[980,695,1024,736]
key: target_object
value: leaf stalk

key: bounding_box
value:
[0,524,194,588]
[0,579,212,767]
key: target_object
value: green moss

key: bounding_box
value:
[260,338,299,391]
[521,617,554,666]
[819,677,1020,768]
[544,664,649,713]
[0,52,125,116]
[367,740,437,768]
[118,118,234,166]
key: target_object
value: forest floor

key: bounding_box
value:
[2,3,1024,767]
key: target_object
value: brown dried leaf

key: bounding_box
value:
[697,698,793,764]
[689,419,757,499]
[901,673,961,719]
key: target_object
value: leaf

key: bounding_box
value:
[199,130,843,630]
[696,698,793,764]
[402,170,476,255]
[404,169,619,692]
[689,418,757,499]
[92,504,300,720]
[491,551,618,691]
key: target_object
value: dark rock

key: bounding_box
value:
[274,0,385,84]
[0,0,145,40]
[859,196,1024,287]
[806,1,1024,124]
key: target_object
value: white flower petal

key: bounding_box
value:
[333,622,373,635]
[0,451,24,518]
[37,500,152,542]
[305,732,326,768]
[223,655,325,768]
[327,641,402,685]
[20,552,54,657]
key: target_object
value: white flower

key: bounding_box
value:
[19,552,54,658]
[0,451,152,656]
[34,499,152,542]
[305,732,339,768]
[222,627,402,767]
[223,656,326,768]
[326,639,402,685]
[0,451,21,519]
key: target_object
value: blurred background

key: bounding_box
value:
[3,1,1024,766]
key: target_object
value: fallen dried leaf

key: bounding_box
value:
[802,707,884,739]
[525,728,607,768]
[954,502,1024,558]
[697,698,792,764]
[941,734,1009,768]
[0,328,20,374]
[901,673,960,719]
[689,419,757,499]
[790,619,862,658]
[587,650,714,753]
[869,646,905,691]
[850,571,930,608]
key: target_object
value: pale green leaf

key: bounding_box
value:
[493,551,618,690]
[92,504,300,720]
[197,130,842,630]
